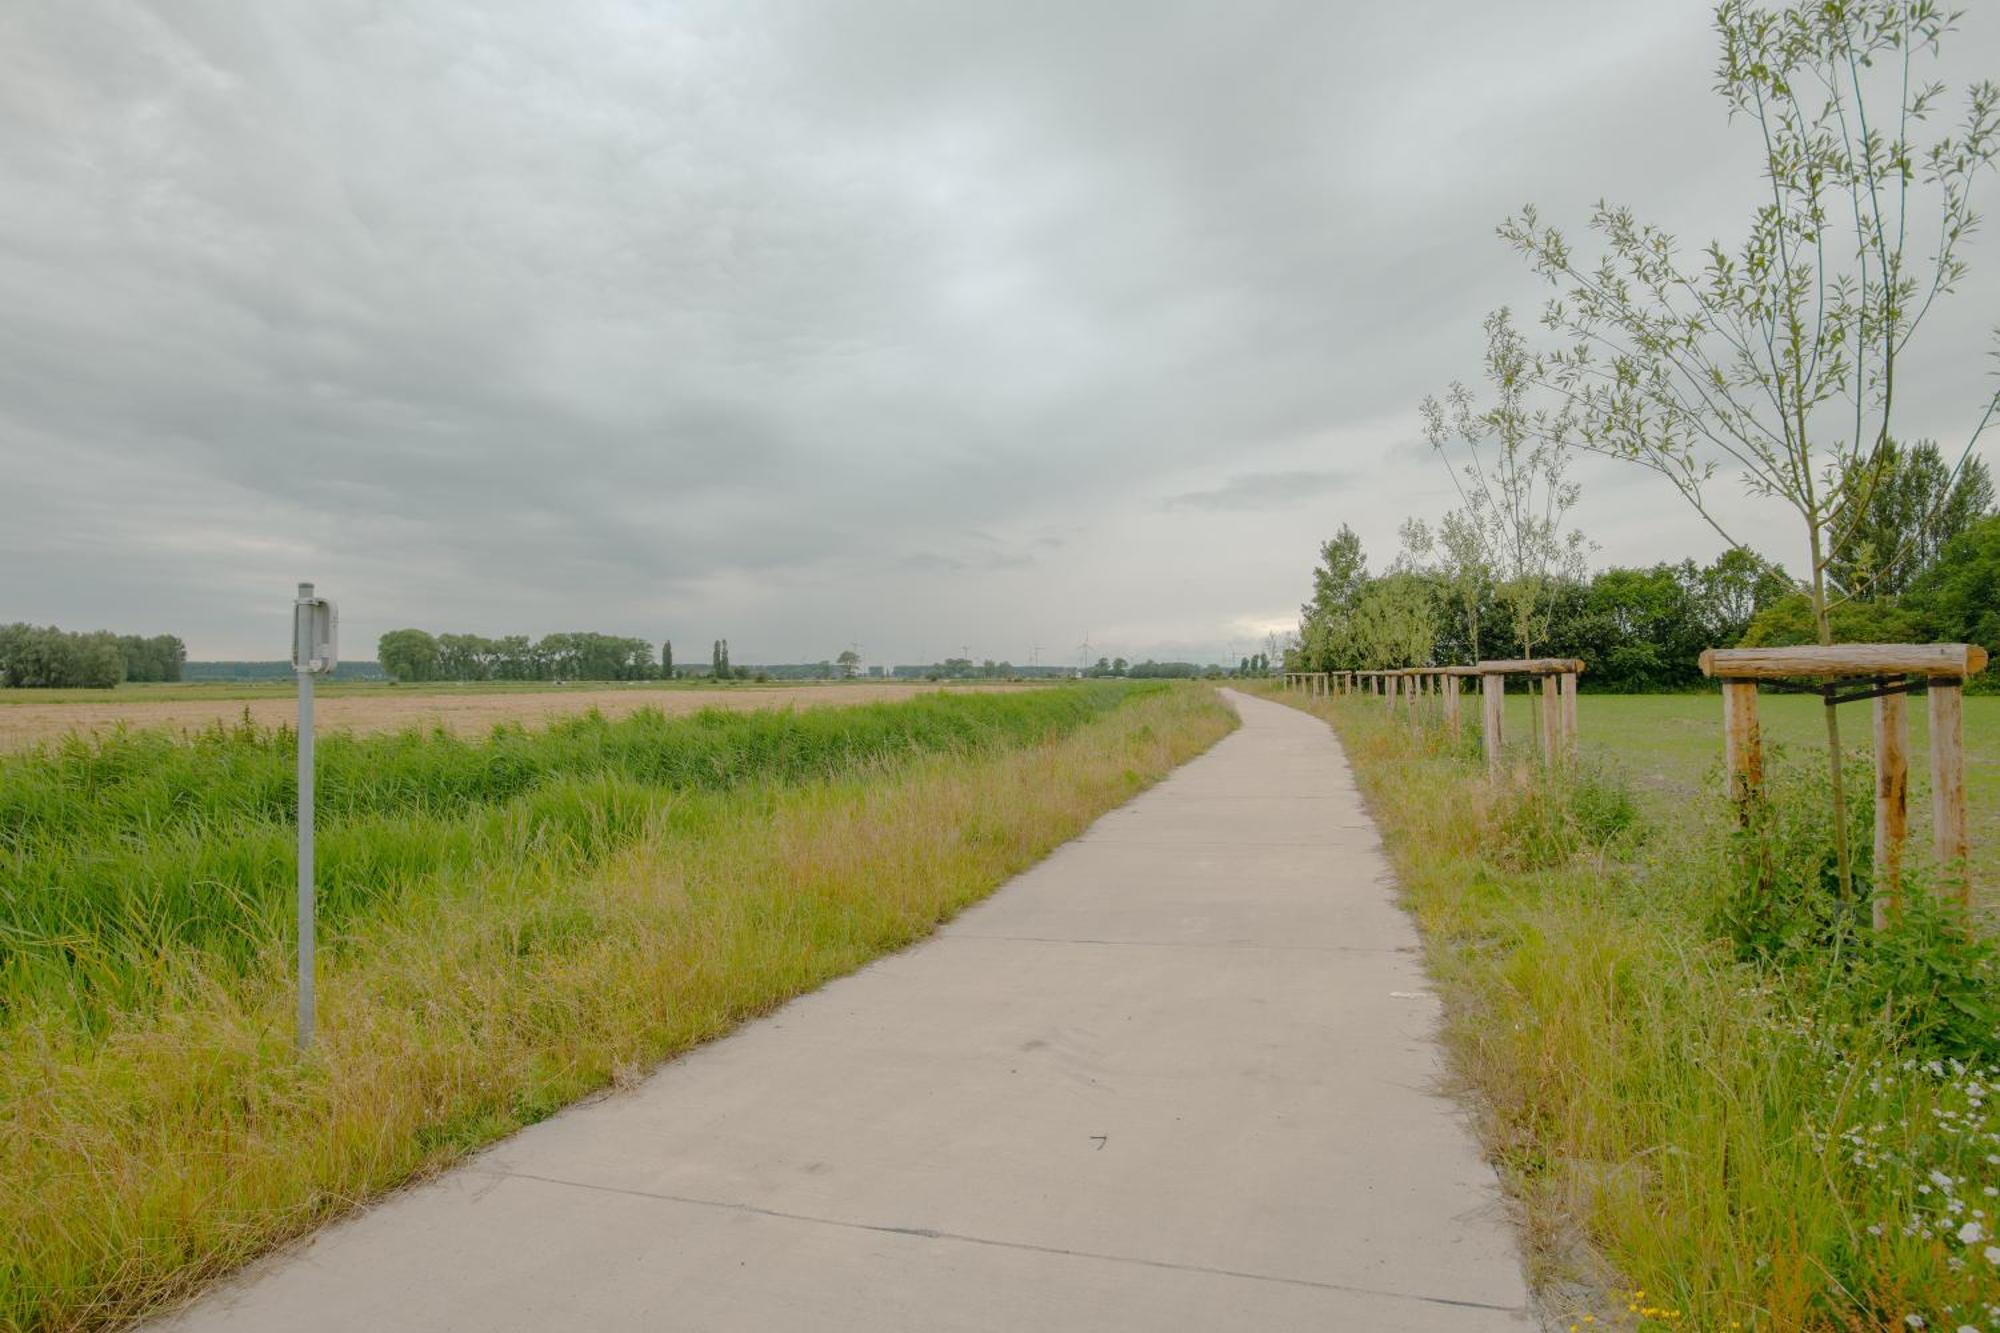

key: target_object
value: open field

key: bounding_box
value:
[0,682,1233,1331]
[0,679,1034,753]
[1268,685,2000,1328]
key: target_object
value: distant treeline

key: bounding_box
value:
[0,625,185,688]
[378,630,661,683]
[891,659,1073,680]
[183,661,388,682]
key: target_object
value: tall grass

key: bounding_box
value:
[0,683,1234,1332]
[1263,686,2000,1332]
[1,687,1130,1025]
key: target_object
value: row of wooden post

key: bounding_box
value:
[1704,644,1986,920]
[1288,660,1585,777]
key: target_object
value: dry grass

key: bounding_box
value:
[0,686,1234,1332]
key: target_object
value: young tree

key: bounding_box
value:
[1502,0,2000,901]
[661,640,673,678]
[1422,308,1590,659]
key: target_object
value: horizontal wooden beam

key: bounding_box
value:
[1699,643,1989,680]
[1470,658,1588,675]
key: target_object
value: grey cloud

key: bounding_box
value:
[1167,470,1351,513]
[2,0,1996,665]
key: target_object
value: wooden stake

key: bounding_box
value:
[1872,684,1908,929]
[1560,671,1578,760]
[1930,680,1970,911]
[1540,675,1560,766]
[1721,680,1763,817]
[1444,674,1461,738]
[1481,673,1503,778]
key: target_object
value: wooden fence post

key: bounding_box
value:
[1481,673,1503,778]
[1930,679,1969,910]
[1720,680,1763,817]
[1444,674,1461,738]
[1540,675,1560,766]
[1872,684,1908,929]
[1560,671,1578,760]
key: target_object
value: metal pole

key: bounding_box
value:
[296,583,316,1051]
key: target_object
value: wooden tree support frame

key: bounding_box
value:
[1467,659,1586,779]
[1699,643,1989,923]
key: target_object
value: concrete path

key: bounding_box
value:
[156,690,1530,1332]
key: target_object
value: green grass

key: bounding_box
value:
[0,682,1236,1332]
[0,676,1023,706]
[1513,691,2000,913]
[1271,685,2000,1330]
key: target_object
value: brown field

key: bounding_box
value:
[0,682,1033,751]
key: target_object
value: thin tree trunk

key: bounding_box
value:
[1809,527,1856,906]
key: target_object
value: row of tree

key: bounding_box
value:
[0,625,186,688]
[375,630,885,684]
[377,629,663,683]
[1290,446,1996,692]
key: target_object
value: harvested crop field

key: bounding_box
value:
[0,681,1033,752]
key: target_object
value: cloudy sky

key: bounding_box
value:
[3,2,1996,667]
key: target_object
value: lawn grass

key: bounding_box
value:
[0,683,1235,1332]
[1267,684,2000,1330]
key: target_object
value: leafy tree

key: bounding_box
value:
[1695,547,1794,647]
[1347,572,1442,669]
[0,624,125,688]
[376,629,440,683]
[836,648,860,678]
[1422,308,1590,658]
[1504,0,2000,899]
[1828,441,1995,598]
[1741,592,1926,647]
[117,634,185,683]
[1297,525,1368,670]
[661,640,673,678]
[1906,513,2000,657]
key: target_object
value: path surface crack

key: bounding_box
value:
[478,1168,1524,1316]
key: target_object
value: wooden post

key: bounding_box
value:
[1872,684,1908,930]
[1539,674,1560,766]
[1560,671,1579,760]
[1384,674,1397,713]
[1406,673,1418,721]
[1721,680,1763,817]
[1444,674,1461,738]
[1481,674,1503,778]
[1930,679,1970,910]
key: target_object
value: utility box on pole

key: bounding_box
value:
[292,583,336,1051]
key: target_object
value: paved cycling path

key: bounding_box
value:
[158,690,1530,1331]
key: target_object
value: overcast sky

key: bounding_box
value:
[3,2,1996,667]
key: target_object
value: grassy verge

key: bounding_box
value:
[1259,684,2000,1332]
[0,683,1234,1331]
